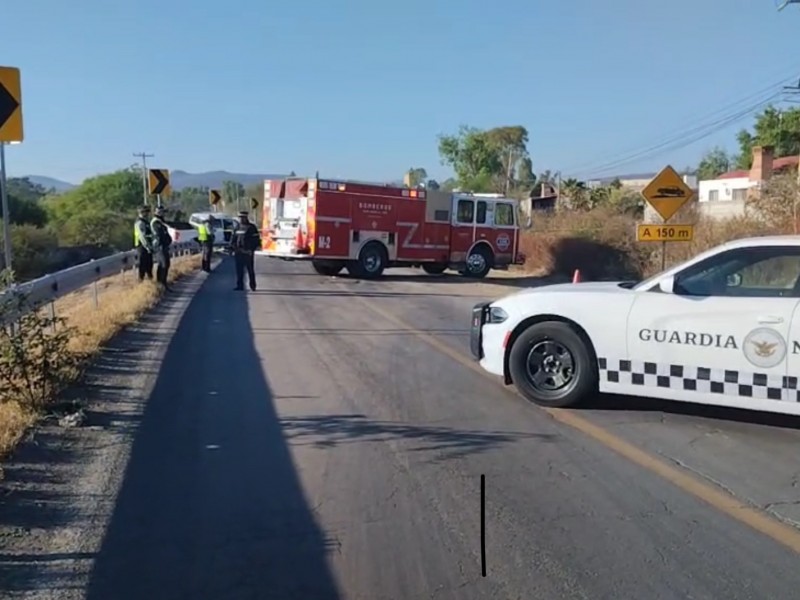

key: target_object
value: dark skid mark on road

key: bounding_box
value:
[85,259,341,600]
[584,393,800,431]
[0,302,182,595]
[279,413,555,460]
[330,271,561,290]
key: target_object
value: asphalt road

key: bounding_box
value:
[2,257,800,599]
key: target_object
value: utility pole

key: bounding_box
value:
[133,151,154,207]
[504,147,515,196]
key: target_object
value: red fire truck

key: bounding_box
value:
[256,177,528,279]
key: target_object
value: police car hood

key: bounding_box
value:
[507,280,633,298]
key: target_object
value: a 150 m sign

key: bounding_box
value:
[637,224,694,242]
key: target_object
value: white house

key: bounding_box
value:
[698,146,799,219]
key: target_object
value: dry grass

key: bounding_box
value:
[0,402,35,459]
[58,255,200,356]
[519,204,788,280]
[0,254,201,461]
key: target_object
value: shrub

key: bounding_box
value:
[0,272,79,411]
[520,185,793,281]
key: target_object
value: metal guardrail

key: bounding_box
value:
[0,240,201,320]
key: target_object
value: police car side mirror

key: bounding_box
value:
[657,275,675,294]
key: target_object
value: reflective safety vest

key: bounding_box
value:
[197,223,210,242]
[134,218,152,247]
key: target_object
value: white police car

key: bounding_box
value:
[471,235,800,416]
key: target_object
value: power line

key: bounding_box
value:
[133,151,154,206]
[563,68,800,178]
[578,92,784,179]
[569,85,787,177]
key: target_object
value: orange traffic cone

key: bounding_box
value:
[572,269,582,284]
[294,227,305,252]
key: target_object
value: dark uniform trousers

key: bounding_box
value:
[137,245,153,281]
[235,251,256,290]
[202,241,214,272]
[156,249,171,285]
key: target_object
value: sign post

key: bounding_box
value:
[639,165,696,270]
[0,66,24,274]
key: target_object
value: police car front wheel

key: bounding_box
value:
[508,322,597,408]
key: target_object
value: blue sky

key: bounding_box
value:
[2,0,799,184]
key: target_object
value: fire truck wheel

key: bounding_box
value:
[422,263,447,275]
[312,261,344,276]
[463,246,493,279]
[354,242,387,279]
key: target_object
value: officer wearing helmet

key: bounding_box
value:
[150,206,173,289]
[133,205,154,281]
[230,210,261,291]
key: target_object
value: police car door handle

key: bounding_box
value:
[757,315,784,324]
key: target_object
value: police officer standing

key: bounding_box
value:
[133,205,154,281]
[150,206,173,290]
[198,216,214,273]
[230,210,261,291]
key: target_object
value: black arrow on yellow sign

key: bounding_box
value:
[250,197,258,210]
[0,67,23,142]
[209,190,221,205]
[148,169,170,196]
[0,85,18,130]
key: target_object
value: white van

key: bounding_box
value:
[189,212,237,248]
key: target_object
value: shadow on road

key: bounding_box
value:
[84,259,341,599]
[280,413,555,460]
[0,291,195,594]
[258,261,564,290]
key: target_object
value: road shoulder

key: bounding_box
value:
[0,269,208,599]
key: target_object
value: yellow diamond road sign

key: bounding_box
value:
[640,165,696,222]
[0,66,23,143]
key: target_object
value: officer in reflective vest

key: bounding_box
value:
[198,217,214,273]
[150,206,173,289]
[133,205,154,281]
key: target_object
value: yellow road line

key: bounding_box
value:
[351,293,800,555]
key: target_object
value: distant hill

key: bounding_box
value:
[19,170,291,193]
[171,170,289,190]
[21,175,76,193]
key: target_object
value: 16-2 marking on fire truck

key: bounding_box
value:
[319,235,332,249]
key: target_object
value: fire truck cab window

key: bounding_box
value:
[494,203,514,226]
[457,199,474,224]
[476,201,487,224]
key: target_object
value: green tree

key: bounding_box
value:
[222,180,245,210]
[425,179,440,190]
[734,105,800,169]
[405,167,428,187]
[438,125,532,193]
[516,157,536,191]
[485,126,530,192]
[173,186,212,214]
[7,177,48,203]
[696,146,731,180]
[46,168,143,249]
[1,177,49,227]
